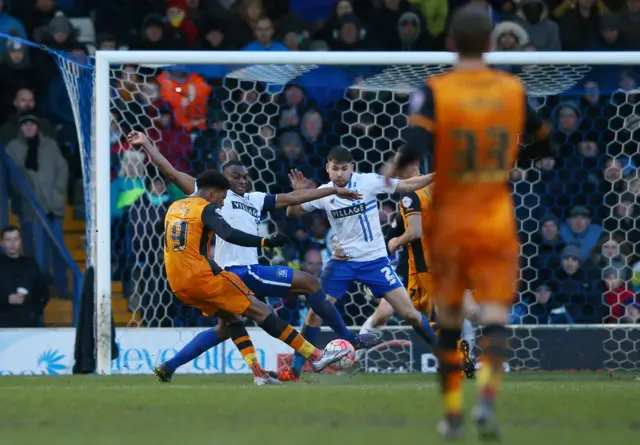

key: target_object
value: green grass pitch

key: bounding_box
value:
[1,372,638,445]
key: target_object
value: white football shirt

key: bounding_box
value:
[192,181,275,268]
[301,172,398,262]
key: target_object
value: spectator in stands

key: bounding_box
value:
[330,13,369,50]
[622,300,640,323]
[606,193,640,249]
[301,248,324,278]
[33,11,76,51]
[520,283,555,324]
[618,0,640,49]
[550,244,605,323]
[96,33,118,50]
[0,1,26,54]
[132,14,185,51]
[5,114,69,296]
[0,88,55,143]
[408,0,448,48]
[0,226,49,327]
[588,13,629,50]
[166,0,198,47]
[395,11,431,51]
[600,156,633,209]
[243,17,288,51]
[199,19,228,50]
[491,21,529,51]
[225,0,264,50]
[372,1,425,50]
[515,0,561,51]
[279,85,309,131]
[157,70,212,132]
[21,0,57,39]
[559,206,603,262]
[110,150,146,222]
[534,213,566,272]
[0,40,39,124]
[603,263,633,322]
[301,109,332,167]
[555,0,608,51]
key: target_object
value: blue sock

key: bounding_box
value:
[412,312,438,347]
[306,290,355,342]
[291,325,321,376]
[164,329,221,374]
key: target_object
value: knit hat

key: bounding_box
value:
[49,12,73,36]
[18,114,40,126]
[568,206,591,218]
[561,244,582,261]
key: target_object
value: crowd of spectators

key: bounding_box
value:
[1,0,639,327]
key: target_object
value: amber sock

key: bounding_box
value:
[476,324,509,405]
[436,328,464,419]
[259,313,317,359]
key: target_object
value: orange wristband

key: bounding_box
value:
[260,238,265,247]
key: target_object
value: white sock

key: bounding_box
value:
[359,316,375,335]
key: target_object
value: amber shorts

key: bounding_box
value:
[432,247,518,307]
[407,272,434,315]
[174,270,253,316]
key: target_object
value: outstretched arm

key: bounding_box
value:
[202,205,286,248]
[127,131,196,195]
[275,185,361,209]
[394,173,435,194]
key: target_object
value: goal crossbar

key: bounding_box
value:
[93,50,640,375]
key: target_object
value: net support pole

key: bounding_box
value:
[94,52,112,375]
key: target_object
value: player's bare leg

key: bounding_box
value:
[433,304,466,440]
[360,298,395,334]
[381,287,437,346]
[243,296,351,374]
[472,303,509,441]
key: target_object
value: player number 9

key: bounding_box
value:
[165,219,188,252]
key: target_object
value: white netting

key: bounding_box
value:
[98,61,640,371]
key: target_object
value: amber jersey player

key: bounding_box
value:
[386,4,554,439]
[358,161,477,378]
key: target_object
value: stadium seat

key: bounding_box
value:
[69,17,96,45]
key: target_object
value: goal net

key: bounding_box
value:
[64,50,640,374]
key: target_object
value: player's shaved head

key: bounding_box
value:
[449,4,492,58]
[222,160,249,195]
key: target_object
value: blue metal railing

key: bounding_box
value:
[1,151,84,325]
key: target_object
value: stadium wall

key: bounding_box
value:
[0,327,637,375]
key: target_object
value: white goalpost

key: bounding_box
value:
[92,50,640,376]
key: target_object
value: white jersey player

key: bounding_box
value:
[286,147,439,376]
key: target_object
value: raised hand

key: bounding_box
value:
[127,131,147,146]
[289,169,309,191]
[335,187,362,201]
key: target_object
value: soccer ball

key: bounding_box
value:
[324,339,356,370]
